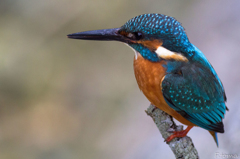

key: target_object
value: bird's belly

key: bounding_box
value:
[133,53,195,126]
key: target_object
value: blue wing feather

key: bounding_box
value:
[162,58,227,133]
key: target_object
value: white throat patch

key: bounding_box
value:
[125,44,138,60]
[155,46,188,62]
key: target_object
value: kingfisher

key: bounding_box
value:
[68,13,228,146]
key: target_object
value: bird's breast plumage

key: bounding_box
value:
[133,52,195,126]
[134,52,166,106]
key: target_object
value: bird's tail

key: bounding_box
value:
[209,131,219,147]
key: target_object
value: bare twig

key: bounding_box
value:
[145,104,199,159]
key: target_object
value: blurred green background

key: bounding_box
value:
[0,0,239,158]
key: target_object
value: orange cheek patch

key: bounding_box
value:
[119,31,129,37]
[118,31,162,51]
[137,39,163,52]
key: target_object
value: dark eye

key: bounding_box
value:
[126,32,143,40]
[134,32,143,40]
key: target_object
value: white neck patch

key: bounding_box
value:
[155,46,188,62]
[125,44,138,60]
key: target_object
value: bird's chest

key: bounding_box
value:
[133,52,167,106]
[133,53,195,126]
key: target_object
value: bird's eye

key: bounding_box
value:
[126,32,143,40]
[134,32,143,40]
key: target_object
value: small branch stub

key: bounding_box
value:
[145,104,199,159]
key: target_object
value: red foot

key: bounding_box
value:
[165,126,193,142]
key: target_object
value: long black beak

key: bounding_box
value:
[67,28,127,42]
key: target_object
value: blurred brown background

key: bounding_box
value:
[0,0,239,158]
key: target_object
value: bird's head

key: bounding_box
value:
[68,13,195,62]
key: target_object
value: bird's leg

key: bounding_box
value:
[165,126,194,142]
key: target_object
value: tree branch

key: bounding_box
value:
[145,104,199,159]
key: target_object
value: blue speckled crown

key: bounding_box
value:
[120,14,194,59]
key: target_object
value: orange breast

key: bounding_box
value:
[134,53,195,126]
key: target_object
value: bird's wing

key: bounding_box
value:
[161,63,227,132]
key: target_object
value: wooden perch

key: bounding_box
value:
[145,104,199,159]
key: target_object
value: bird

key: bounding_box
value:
[67,13,228,146]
